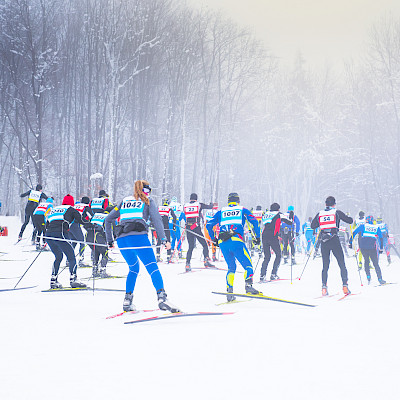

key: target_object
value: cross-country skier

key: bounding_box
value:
[32,197,54,250]
[302,217,315,254]
[259,203,293,281]
[70,196,93,267]
[375,217,391,264]
[280,205,300,264]
[89,189,114,213]
[182,193,215,272]
[156,198,176,263]
[104,180,179,313]
[169,196,185,258]
[351,211,366,269]
[45,194,87,289]
[203,203,219,262]
[311,196,353,296]
[18,184,48,242]
[349,215,386,285]
[206,192,261,302]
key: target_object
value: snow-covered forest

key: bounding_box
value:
[1,0,400,229]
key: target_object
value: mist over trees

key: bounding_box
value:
[1,0,400,231]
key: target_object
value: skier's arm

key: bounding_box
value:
[310,213,320,230]
[20,190,30,198]
[377,228,383,250]
[337,210,353,225]
[149,199,167,241]
[206,211,221,241]
[200,202,213,211]
[105,206,121,243]
[244,209,260,237]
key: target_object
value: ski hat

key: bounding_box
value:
[228,192,240,205]
[62,194,75,206]
[359,211,365,218]
[270,203,280,211]
[213,202,219,210]
[99,189,106,197]
[366,215,374,224]
[288,205,294,212]
[171,196,178,203]
[325,196,336,207]
[190,193,198,201]
[162,198,170,206]
[81,196,90,204]
[36,184,42,191]
[46,197,54,204]
[256,205,262,210]
[376,217,383,223]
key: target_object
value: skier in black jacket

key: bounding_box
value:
[311,196,353,296]
[18,184,48,241]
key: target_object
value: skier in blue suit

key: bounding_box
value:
[206,192,261,302]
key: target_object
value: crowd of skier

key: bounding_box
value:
[16,182,399,311]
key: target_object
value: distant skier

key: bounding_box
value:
[182,193,214,272]
[302,217,315,254]
[169,196,185,258]
[206,192,261,302]
[311,196,353,296]
[157,198,176,263]
[259,203,293,281]
[349,215,386,285]
[32,197,53,250]
[351,211,366,269]
[104,180,179,313]
[89,189,114,214]
[280,205,300,264]
[203,203,219,262]
[18,184,48,242]
[45,194,87,289]
[375,217,391,264]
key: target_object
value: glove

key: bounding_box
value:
[379,249,383,254]
[253,237,261,246]
[296,232,300,237]
[289,211,294,220]
[108,241,114,249]
[213,238,219,247]
[348,243,352,249]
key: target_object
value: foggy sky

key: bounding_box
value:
[191,0,400,68]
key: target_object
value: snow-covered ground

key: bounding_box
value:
[0,215,399,400]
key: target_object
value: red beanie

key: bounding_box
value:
[62,194,75,206]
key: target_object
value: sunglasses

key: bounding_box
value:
[142,185,152,194]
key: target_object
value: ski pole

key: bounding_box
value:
[298,231,320,281]
[14,247,44,289]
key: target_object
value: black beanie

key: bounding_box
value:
[228,192,240,204]
[81,196,90,204]
[256,205,262,210]
[99,189,106,197]
[270,203,280,211]
[359,211,365,218]
[325,196,336,207]
[36,184,42,191]
[190,193,198,201]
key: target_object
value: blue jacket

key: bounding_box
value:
[281,214,300,233]
[351,224,383,250]
[206,205,260,241]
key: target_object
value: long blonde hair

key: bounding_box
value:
[134,180,150,205]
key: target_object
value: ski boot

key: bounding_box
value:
[342,284,351,295]
[291,257,296,265]
[123,293,136,312]
[270,274,280,281]
[179,251,183,259]
[245,279,262,295]
[387,255,391,265]
[321,285,328,296]
[156,255,162,263]
[227,286,236,302]
[378,278,386,285]
[36,243,41,251]
[100,267,111,278]
[212,253,217,262]
[92,265,101,278]
[185,264,191,272]
[70,274,87,288]
[166,256,171,264]
[157,289,180,313]
[367,275,371,285]
[78,256,88,268]
[283,257,288,264]
[204,257,215,268]
[259,275,266,283]
[50,275,62,289]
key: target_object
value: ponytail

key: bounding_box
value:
[134,180,150,205]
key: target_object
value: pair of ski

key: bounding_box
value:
[315,292,360,301]
[41,287,125,292]
[107,309,235,324]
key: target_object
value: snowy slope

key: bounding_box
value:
[0,216,399,400]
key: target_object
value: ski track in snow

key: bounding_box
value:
[0,216,399,400]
